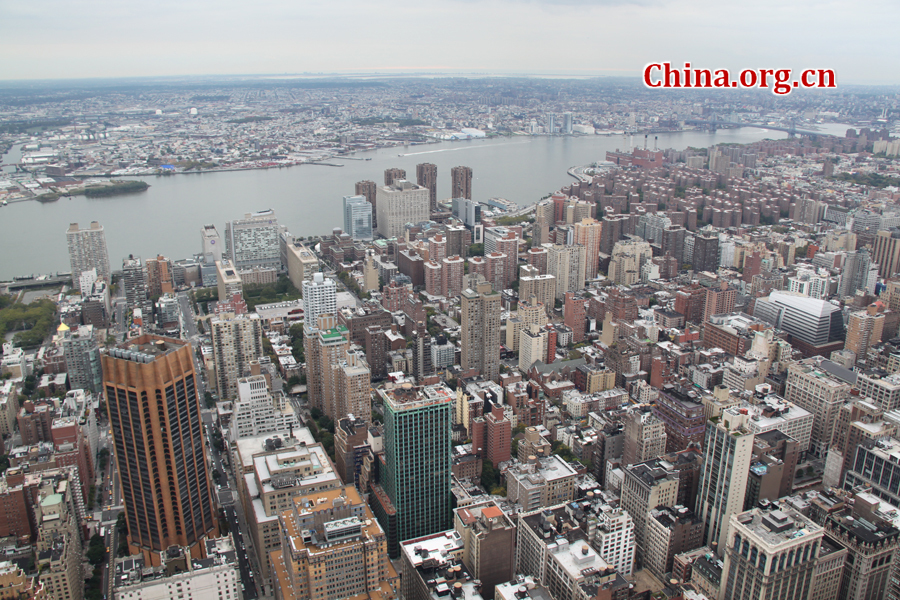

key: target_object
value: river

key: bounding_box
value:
[0,128,790,281]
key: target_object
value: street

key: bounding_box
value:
[177,291,208,399]
[205,420,259,600]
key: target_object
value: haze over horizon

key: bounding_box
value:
[1,0,898,85]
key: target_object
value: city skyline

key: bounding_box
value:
[0,0,898,84]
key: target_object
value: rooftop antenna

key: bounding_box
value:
[644,134,648,149]
[654,136,658,151]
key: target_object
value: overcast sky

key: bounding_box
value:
[1,0,897,84]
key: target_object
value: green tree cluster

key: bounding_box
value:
[0,298,57,348]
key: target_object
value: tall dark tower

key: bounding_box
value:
[416,163,438,211]
[355,180,377,226]
[451,165,473,200]
[102,334,218,566]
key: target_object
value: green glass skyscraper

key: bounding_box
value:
[374,382,453,557]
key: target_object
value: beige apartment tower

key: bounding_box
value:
[573,218,603,280]
[546,244,586,300]
[461,279,501,381]
[209,312,264,400]
[66,221,110,286]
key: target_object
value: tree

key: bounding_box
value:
[468,243,484,257]
[86,544,106,565]
[481,460,499,491]
[204,391,215,409]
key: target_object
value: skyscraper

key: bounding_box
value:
[342,195,373,241]
[838,247,875,298]
[122,256,152,315]
[305,313,371,420]
[546,244,587,299]
[209,312,263,401]
[60,324,101,394]
[461,279,501,381]
[224,209,284,270]
[145,254,174,298]
[873,228,900,278]
[102,335,217,565]
[845,304,885,364]
[451,166,473,200]
[692,234,719,273]
[375,382,454,558]
[416,162,438,211]
[696,408,754,553]
[66,221,110,286]
[302,272,336,329]
[573,218,602,280]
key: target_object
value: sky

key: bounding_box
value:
[0,0,898,84]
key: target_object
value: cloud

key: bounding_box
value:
[0,0,897,83]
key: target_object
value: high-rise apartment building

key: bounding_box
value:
[302,272,337,330]
[608,239,651,287]
[546,244,586,300]
[304,314,371,420]
[209,312,263,400]
[620,460,680,563]
[442,255,465,298]
[66,221,110,286]
[224,209,284,270]
[451,166,473,200]
[573,218,602,280]
[384,167,406,186]
[375,180,430,239]
[873,228,900,278]
[102,335,217,565]
[645,505,705,580]
[146,254,174,298]
[692,234,719,273]
[701,282,737,322]
[60,324,101,394]
[372,383,454,558]
[461,279,501,381]
[845,304,885,364]
[122,255,150,312]
[342,194,373,241]
[355,179,377,226]
[33,470,83,600]
[838,248,876,298]
[696,408,754,553]
[416,162,438,211]
[720,506,823,600]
